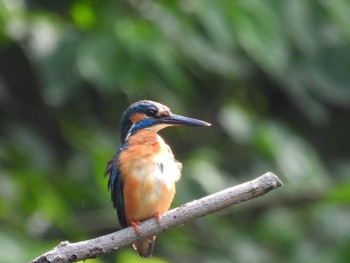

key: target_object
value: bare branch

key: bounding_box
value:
[30,172,282,263]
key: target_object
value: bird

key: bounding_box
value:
[105,100,210,258]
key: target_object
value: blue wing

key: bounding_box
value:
[105,150,127,228]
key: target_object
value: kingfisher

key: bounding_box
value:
[105,100,210,258]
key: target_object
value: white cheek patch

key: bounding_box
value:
[125,123,136,141]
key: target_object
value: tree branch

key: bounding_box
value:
[30,172,282,263]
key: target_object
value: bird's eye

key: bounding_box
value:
[146,109,157,116]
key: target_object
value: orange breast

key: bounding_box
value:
[118,130,182,225]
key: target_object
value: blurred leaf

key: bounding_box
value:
[116,249,168,263]
[70,1,96,30]
[256,122,329,189]
[233,0,290,75]
[326,183,350,203]
[325,0,350,41]
[0,231,26,263]
[257,208,304,250]
[219,102,255,144]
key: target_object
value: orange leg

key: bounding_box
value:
[155,213,162,226]
[131,221,141,235]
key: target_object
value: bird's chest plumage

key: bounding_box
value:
[118,130,182,224]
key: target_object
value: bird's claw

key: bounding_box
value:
[131,221,141,235]
[155,213,162,226]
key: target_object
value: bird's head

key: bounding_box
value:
[120,100,211,143]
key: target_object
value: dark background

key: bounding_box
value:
[1,0,350,262]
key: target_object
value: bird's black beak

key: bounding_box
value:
[160,114,211,127]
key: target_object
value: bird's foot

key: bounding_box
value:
[155,213,162,226]
[131,220,141,235]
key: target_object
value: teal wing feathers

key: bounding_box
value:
[105,150,127,228]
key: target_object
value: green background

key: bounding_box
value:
[1,0,350,262]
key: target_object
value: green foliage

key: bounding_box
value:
[1,0,350,262]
